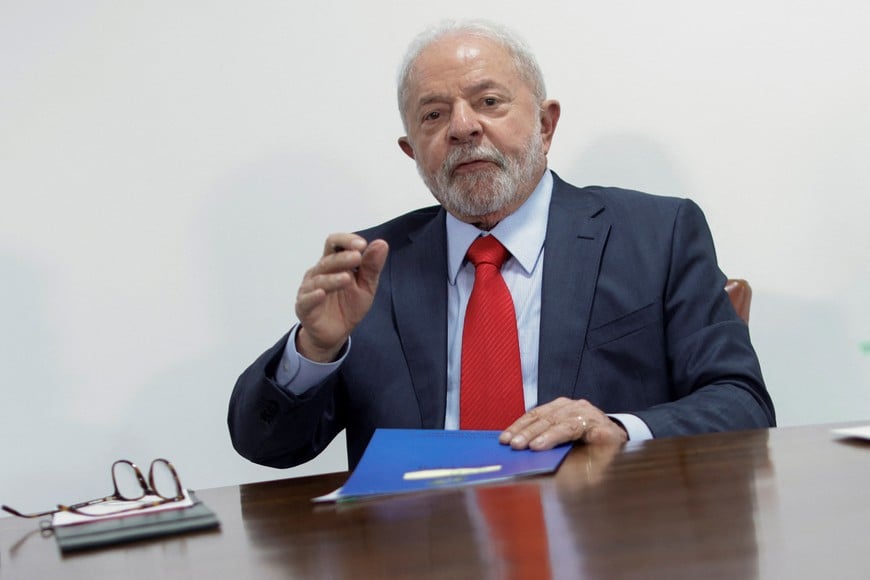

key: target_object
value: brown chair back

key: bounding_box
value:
[724,278,752,323]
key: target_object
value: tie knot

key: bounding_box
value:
[466,235,510,268]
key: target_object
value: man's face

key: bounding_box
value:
[398,34,560,228]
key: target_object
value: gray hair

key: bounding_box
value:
[397,19,547,130]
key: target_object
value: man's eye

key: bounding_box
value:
[483,97,498,106]
[423,111,441,122]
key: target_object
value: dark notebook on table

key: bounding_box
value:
[51,492,219,552]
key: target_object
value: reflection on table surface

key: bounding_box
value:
[3,423,870,579]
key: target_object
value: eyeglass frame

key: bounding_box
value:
[1,458,185,520]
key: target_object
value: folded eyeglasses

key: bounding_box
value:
[2,458,185,520]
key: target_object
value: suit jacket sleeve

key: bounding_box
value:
[630,198,775,435]
[227,333,346,468]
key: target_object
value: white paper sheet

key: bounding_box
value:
[831,425,870,441]
[51,489,194,527]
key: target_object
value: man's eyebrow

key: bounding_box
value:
[416,93,450,109]
[464,79,511,95]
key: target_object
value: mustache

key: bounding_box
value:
[442,145,508,175]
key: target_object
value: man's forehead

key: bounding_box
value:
[407,36,518,97]
[416,33,510,67]
[440,39,484,63]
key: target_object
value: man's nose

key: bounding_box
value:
[448,102,482,144]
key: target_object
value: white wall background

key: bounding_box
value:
[2,0,868,513]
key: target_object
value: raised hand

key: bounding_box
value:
[294,233,389,362]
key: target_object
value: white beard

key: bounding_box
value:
[417,130,544,220]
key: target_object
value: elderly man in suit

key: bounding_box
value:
[228,19,775,470]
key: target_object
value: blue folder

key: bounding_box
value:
[334,429,571,502]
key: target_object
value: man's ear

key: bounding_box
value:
[398,137,416,160]
[539,100,561,154]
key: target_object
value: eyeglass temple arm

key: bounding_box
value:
[2,504,57,519]
[2,491,122,519]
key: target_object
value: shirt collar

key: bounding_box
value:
[446,170,553,284]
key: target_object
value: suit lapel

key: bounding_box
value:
[538,175,610,403]
[390,210,449,428]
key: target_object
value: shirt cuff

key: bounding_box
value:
[608,413,654,442]
[275,325,349,395]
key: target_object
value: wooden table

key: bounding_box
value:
[2,422,870,579]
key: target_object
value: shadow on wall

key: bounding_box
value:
[562,133,689,198]
[753,289,870,427]
[112,152,376,488]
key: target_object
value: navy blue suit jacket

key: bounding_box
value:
[228,174,775,469]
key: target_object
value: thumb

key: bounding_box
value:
[357,239,389,291]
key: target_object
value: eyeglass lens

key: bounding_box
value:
[149,459,183,500]
[112,461,149,500]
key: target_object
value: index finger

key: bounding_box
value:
[499,412,540,445]
[499,397,575,441]
[498,408,562,450]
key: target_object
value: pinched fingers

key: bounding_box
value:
[306,235,388,290]
[323,233,367,257]
[296,235,386,308]
[293,234,390,362]
[310,234,368,279]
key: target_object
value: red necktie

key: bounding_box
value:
[460,235,525,430]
